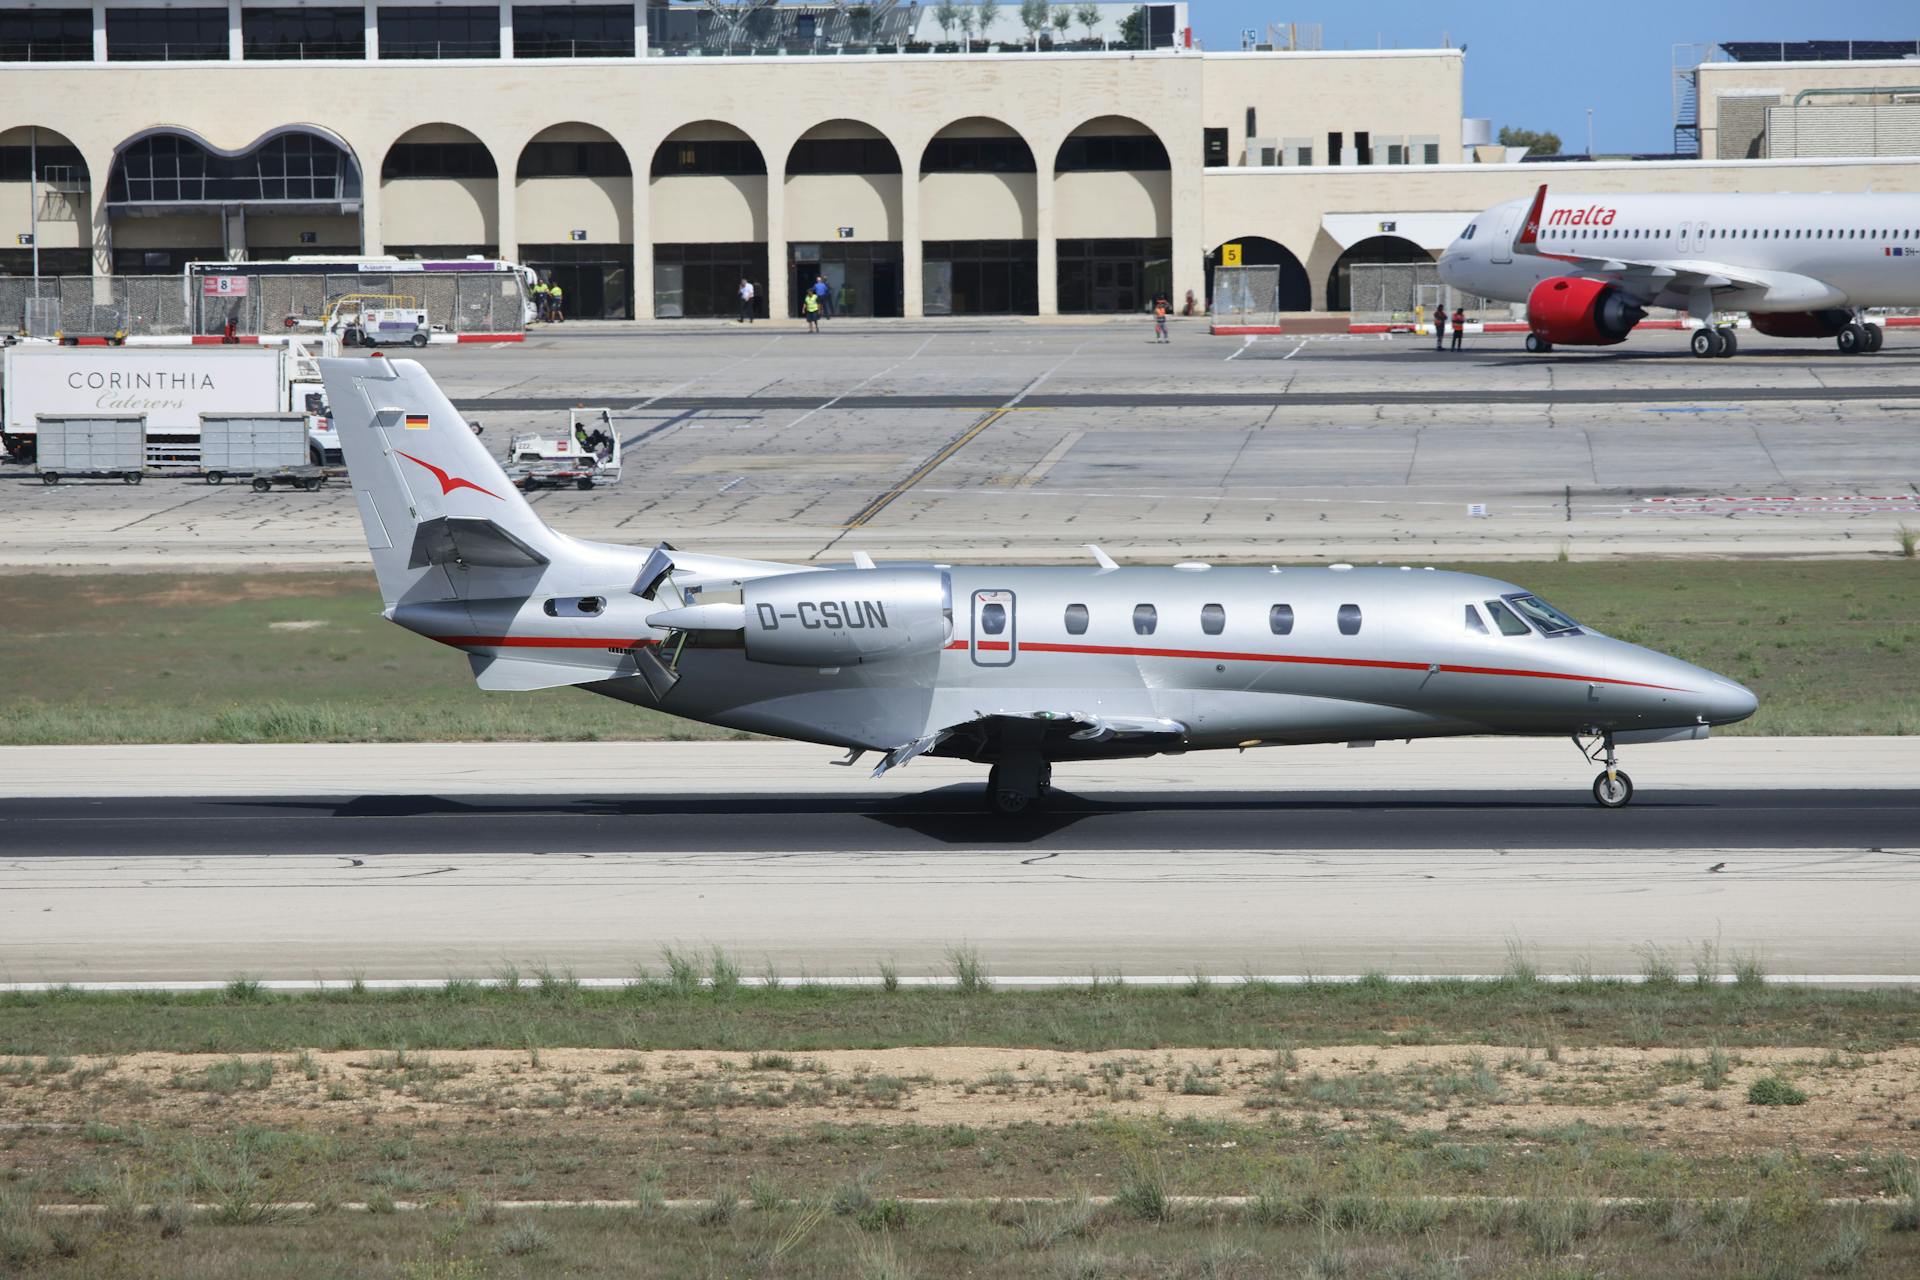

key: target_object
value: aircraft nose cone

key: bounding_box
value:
[1703,677,1759,726]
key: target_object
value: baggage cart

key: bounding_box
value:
[506,408,621,491]
[201,413,327,491]
[33,414,146,485]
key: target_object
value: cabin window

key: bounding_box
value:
[1063,603,1089,635]
[1484,598,1531,636]
[1200,603,1226,635]
[1464,604,1488,634]
[1132,604,1157,636]
[1269,604,1294,635]
[1337,603,1362,636]
[1506,593,1582,636]
[980,602,1007,635]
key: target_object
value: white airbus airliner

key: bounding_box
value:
[1438,183,1920,357]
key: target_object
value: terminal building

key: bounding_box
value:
[2,5,1918,323]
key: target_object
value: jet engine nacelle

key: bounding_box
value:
[741,567,950,667]
[1748,309,1853,339]
[1526,276,1646,347]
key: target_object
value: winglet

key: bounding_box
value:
[1084,544,1119,572]
[852,550,877,570]
[1514,182,1548,253]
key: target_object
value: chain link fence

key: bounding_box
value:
[1210,265,1282,327]
[1346,262,1502,326]
[4,272,527,337]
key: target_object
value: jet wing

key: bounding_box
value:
[871,710,1188,777]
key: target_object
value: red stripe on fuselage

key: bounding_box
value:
[431,634,1684,692]
[949,638,1684,691]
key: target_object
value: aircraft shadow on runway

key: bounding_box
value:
[229,787,1714,847]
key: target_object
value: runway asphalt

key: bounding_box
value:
[454,385,1920,413]
[4,788,1916,858]
[5,744,1914,983]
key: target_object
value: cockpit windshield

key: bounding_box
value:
[1505,594,1582,636]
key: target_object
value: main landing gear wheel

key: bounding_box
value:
[984,761,1051,818]
[1691,328,1723,358]
[1837,323,1866,355]
[1525,333,1552,353]
[1592,770,1634,809]
[1715,328,1737,358]
[1864,323,1885,353]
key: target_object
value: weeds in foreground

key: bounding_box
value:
[946,944,991,995]
[1748,1074,1808,1106]
[1898,525,1918,559]
[1114,1151,1172,1222]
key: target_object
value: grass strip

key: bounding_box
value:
[5,976,1919,1056]
[0,560,1915,743]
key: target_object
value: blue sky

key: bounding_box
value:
[1189,1,1918,155]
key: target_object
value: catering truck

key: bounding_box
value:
[0,338,338,466]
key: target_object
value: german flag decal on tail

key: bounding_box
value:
[404,413,431,430]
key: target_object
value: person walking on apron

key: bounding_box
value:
[1450,306,1465,352]
[1433,304,1448,351]
[738,278,755,323]
[1153,296,1169,343]
[803,288,822,333]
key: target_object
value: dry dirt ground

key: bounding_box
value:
[6,1043,1918,1203]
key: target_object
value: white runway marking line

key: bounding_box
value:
[1016,430,1085,489]
[1226,335,1257,361]
[780,334,936,430]
[4,972,1914,994]
[623,332,787,411]
[1283,340,1307,360]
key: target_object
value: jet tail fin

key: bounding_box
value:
[1513,182,1549,256]
[320,356,565,608]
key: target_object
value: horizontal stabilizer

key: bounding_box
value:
[408,516,551,571]
[469,652,606,691]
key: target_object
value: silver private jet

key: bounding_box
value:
[320,357,1758,816]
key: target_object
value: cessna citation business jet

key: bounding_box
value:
[1439,183,1920,357]
[320,357,1757,816]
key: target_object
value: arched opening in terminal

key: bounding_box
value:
[650,122,767,319]
[0,126,91,278]
[1326,234,1433,314]
[919,117,1037,316]
[381,124,498,258]
[516,124,633,319]
[1053,115,1171,313]
[109,126,362,274]
[1203,236,1310,315]
[785,120,903,319]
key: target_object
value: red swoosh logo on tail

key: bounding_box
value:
[395,450,502,500]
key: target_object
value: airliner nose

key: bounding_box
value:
[1702,676,1759,726]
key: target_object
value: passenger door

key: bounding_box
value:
[971,589,1016,667]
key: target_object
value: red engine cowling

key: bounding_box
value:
[1526,277,1647,346]
[1749,309,1852,339]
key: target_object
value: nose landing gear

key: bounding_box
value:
[1575,731,1634,808]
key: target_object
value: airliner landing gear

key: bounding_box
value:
[1525,333,1553,354]
[985,757,1052,817]
[1838,321,1883,354]
[1575,732,1634,809]
[1691,327,1729,358]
